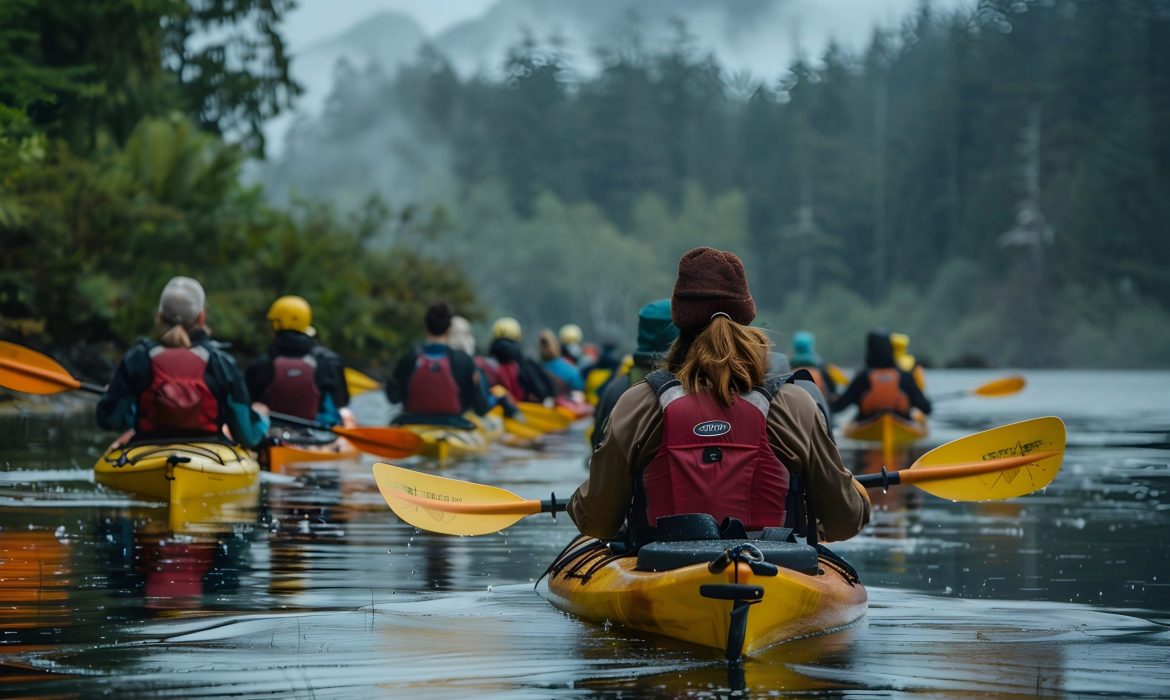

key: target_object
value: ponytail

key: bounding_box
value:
[666,316,769,406]
[158,323,192,348]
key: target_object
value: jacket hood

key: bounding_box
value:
[489,337,524,363]
[271,330,316,356]
[865,330,896,369]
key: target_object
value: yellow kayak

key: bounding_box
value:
[398,423,492,461]
[94,440,260,507]
[842,412,928,446]
[545,535,867,657]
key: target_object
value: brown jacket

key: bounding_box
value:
[568,380,870,542]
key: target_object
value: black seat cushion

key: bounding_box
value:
[635,540,819,573]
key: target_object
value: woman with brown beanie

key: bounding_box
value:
[567,247,870,546]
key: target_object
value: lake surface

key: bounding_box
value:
[1,370,1168,697]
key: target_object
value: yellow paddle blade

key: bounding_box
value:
[344,367,382,397]
[0,342,82,395]
[909,417,1065,501]
[973,375,1026,397]
[517,402,572,432]
[826,363,850,388]
[373,463,542,536]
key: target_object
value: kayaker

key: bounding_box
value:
[591,298,679,450]
[832,330,931,421]
[486,317,557,403]
[890,332,927,391]
[96,276,269,448]
[451,315,520,418]
[245,296,350,427]
[558,323,584,365]
[386,302,490,424]
[538,330,585,395]
[790,330,838,403]
[568,247,870,546]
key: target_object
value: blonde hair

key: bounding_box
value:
[156,315,208,349]
[538,329,561,362]
[666,316,769,406]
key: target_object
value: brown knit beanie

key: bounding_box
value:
[671,247,756,334]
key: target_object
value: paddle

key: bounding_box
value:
[373,416,1065,536]
[932,375,1026,402]
[826,363,850,388]
[0,341,422,460]
[344,367,383,397]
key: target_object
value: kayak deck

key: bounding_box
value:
[544,537,867,657]
[94,440,260,505]
[267,440,361,473]
[843,412,928,446]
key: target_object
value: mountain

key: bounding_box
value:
[265,10,427,155]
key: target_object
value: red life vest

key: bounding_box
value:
[405,351,463,415]
[474,355,501,387]
[137,346,219,434]
[641,379,788,531]
[859,368,910,416]
[264,354,321,420]
[493,360,525,401]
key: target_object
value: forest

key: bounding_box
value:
[267,0,1170,368]
[0,0,472,380]
[2,0,1169,372]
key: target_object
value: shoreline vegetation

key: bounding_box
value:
[3,1,1169,380]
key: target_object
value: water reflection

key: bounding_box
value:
[1,372,1169,696]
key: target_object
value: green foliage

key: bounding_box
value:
[0,117,474,376]
[0,0,299,155]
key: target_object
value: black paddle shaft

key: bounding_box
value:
[854,467,904,491]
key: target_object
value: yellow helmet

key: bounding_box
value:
[558,323,583,346]
[268,295,315,335]
[491,316,522,341]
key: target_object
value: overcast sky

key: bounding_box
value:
[282,0,970,52]
[282,0,497,50]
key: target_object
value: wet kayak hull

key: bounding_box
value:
[94,441,260,505]
[544,538,867,656]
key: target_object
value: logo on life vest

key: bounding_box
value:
[693,420,731,437]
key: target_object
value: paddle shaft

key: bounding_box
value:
[0,356,105,394]
[391,488,565,515]
[855,450,1060,489]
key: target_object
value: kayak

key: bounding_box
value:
[266,439,360,474]
[842,411,928,446]
[544,534,867,657]
[94,440,260,506]
[398,423,492,461]
[555,396,594,420]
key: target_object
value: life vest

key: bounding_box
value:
[794,365,830,399]
[405,350,463,415]
[493,360,525,401]
[264,354,321,420]
[137,345,219,434]
[859,368,910,416]
[474,356,501,387]
[640,374,788,532]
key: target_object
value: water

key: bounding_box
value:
[1,370,1168,697]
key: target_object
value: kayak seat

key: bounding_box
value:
[635,539,820,574]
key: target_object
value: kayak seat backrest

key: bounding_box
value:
[635,540,819,574]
